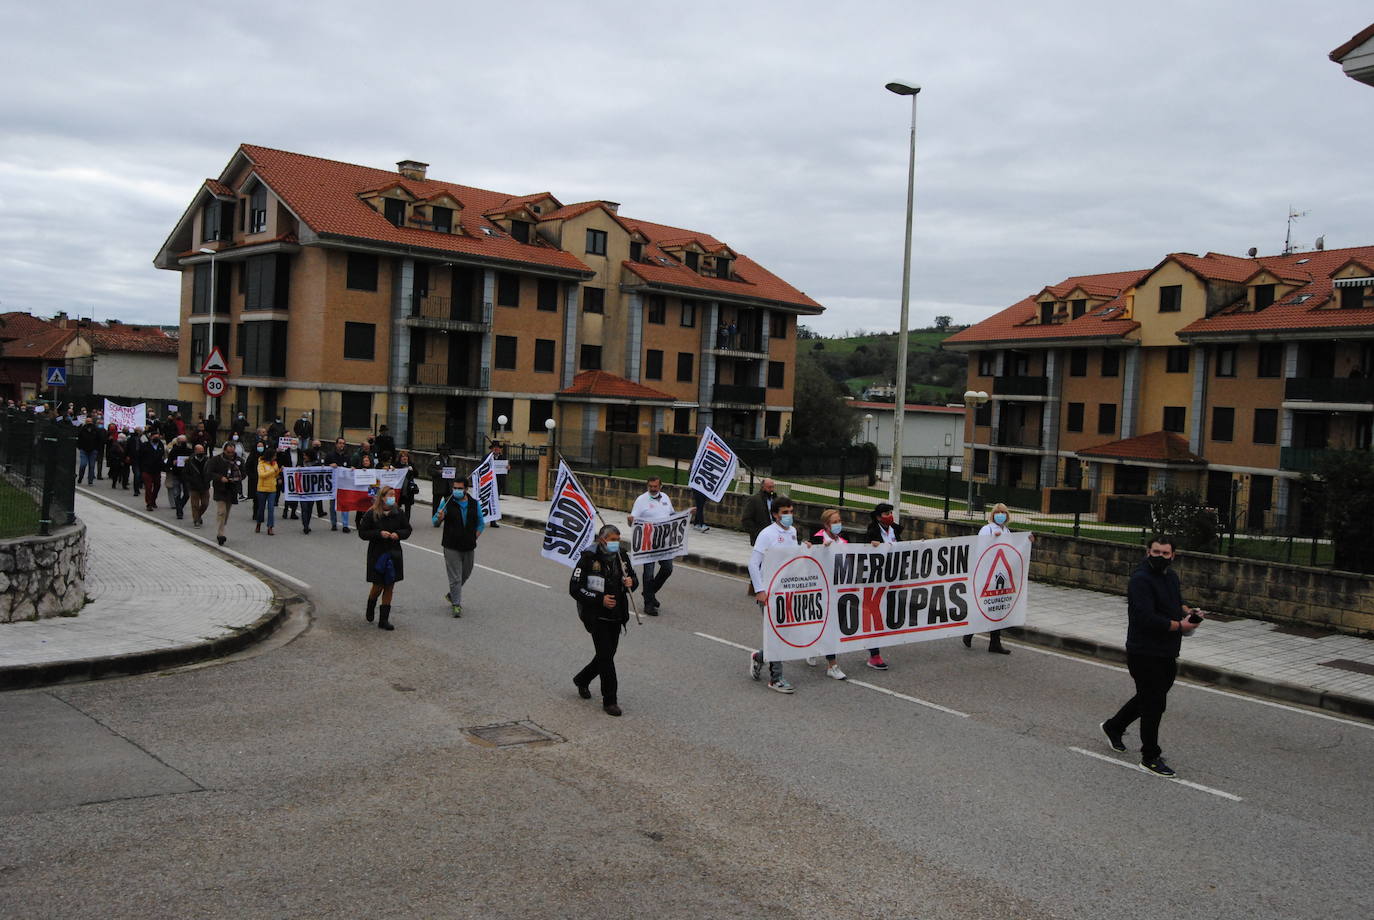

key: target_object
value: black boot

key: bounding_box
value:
[988,633,1010,655]
[378,604,394,631]
[961,634,973,648]
[366,596,377,623]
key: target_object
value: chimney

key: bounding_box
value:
[54,311,69,328]
[397,160,429,181]
[600,200,620,214]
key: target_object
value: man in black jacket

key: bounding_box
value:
[205,441,243,546]
[1101,535,1205,777]
[740,479,776,544]
[76,418,104,484]
[182,442,212,527]
[165,435,193,519]
[137,432,167,511]
[324,437,353,532]
[569,525,639,717]
[433,476,485,617]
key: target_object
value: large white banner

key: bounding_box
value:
[758,532,1031,662]
[103,400,146,431]
[282,466,337,502]
[472,452,503,523]
[687,427,739,502]
[541,460,599,568]
[628,509,692,564]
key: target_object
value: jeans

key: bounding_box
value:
[168,477,188,515]
[330,501,350,528]
[253,491,277,528]
[641,558,674,605]
[693,491,708,526]
[78,449,99,483]
[754,601,784,681]
[1105,653,1179,761]
[443,547,475,605]
[574,614,622,704]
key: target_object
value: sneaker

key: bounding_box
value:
[750,651,764,681]
[451,604,462,618]
[216,535,226,546]
[331,523,338,531]
[1100,721,1126,753]
[866,655,888,671]
[445,592,450,602]
[805,657,818,666]
[826,664,847,680]
[700,525,711,533]
[342,526,350,534]
[1141,758,1176,777]
[768,678,795,694]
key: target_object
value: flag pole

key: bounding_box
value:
[555,452,642,626]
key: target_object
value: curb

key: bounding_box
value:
[0,490,306,692]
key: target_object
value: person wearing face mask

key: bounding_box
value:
[627,476,675,615]
[166,435,193,520]
[741,478,777,596]
[963,502,1030,655]
[569,525,639,716]
[1100,535,1205,778]
[137,431,167,511]
[807,509,852,680]
[206,441,243,546]
[433,476,485,617]
[749,496,807,694]
[358,485,412,631]
[182,442,212,528]
[324,437,353,533]
[859,503,903,671]
[253,448,282,535]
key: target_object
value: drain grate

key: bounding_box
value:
[1319,658,1374,677]
[464,720,565,748]
[1272,623,1335,638]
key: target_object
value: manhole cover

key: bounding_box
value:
[1319,658,1374,677]
[464,720,565,748]
[1272,624,1334,639]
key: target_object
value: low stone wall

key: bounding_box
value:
[571,471,1374,637]
[0,522,88,623]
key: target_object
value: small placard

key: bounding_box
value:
[441,466,456,479]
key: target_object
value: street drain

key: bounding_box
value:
[464,720,565,748]
[1319,658,1374,677]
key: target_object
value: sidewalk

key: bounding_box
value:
[0,494,289,691]
[491,492,1374,721]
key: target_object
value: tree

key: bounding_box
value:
[1150,489,1220,554]
[790,351,860,445]
[1312,450,1374,573]
[934,315,952,330]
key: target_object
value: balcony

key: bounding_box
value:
[407,293,490,332]
[1281,445,1371,473]
[407,363,488,395]
[1283,377,1374,406]
[992,376,1049,397]
[994,427,1043,449]
[711,383,766,406]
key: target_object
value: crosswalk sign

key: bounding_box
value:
[45,366,67,386]
[200,346,229,374]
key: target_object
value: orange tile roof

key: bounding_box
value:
[0,327,76,361]
[849,400,965,414]
[1076,430,1205,465]
[944,268,1148,346]
[0,312,54,341]
[205,179,235,198]
[557,371,676,402]
[82,323,178,355]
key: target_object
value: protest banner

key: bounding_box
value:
[333,467,407,512]
[758,532,1031,662]
[628,509,692,564]
[277,436,299,452]
[103,400,146,431]
[283,466,338,502]
[688,427,738,502]
[492,457,510,475]
[472,452,503,523]
[540,460,599,568]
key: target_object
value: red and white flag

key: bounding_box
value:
[688,426,739,502]
[333,467,407,513]
[541,461,599,568]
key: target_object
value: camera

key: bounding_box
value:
[1187,610,1203,624]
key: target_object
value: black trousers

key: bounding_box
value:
[574,615,622,705]
[1105,653,1178,761]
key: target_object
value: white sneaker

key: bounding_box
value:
[826,664,847,680]
[805,657,818,666]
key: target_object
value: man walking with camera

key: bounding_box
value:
[1101,535,1205,777]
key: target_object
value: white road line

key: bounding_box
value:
[1069,746,1243,801]
[1014,639,1374,732]
[407,542,552,588]
[694,632,969,718]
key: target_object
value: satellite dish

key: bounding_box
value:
[1247,247,1258,257]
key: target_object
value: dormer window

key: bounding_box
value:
[202,199,234,242]
[1071,299,1087,318]
[1340,284,1369,309]
[511,220,531,244]
[249,184,267,234]
[1039,302,1055,324]
[384,198,406,228]
[1254,284,1275,311]
[716,256,732,279]
[630,241,643,262]
[684,251,700,271]
[431,206,453,233]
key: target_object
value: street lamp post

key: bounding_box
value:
[197,246,219,420]
[863,413,874,445]
[963,389,989,516]
[545,417,557,458]
[885,80,920,519]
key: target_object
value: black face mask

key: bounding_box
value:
[1146,555,1171,574]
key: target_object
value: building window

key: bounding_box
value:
[1098,403,1117,435]
[1257,343,1284,378]
[537,278,559,312]
[764,410,781,437]
[673,407,691,434]
[1071,299,1087,319]
[580,344,602,370]
[769,312,788,339]
[189,324,208,374]
[684,251,700,271]
[1063,458,1082,487]
[510,220,531,244]
[490,397,514,433]
[582,287,605,314]
[497,272,520,307]
[1211,406,1235,442]
[1165,347,1189,373]
[645,349,664,380]
[384,198,406,228]
[340,392,371,430]
[586,228,607,256]
[1215,345,1237,377]
[192,263,228,315]
[715,257,732,280]
[629,241,643,262]
[1040,301,1056,324]
[249,184,267,233]
[346,253,379,291]
[534,339,555,373]
[677,352,694,382]
[202,200,233,242]
[1115,465,1148,495]
[431,206,453,233]
[1253,408,1277,444]
[1159,285,1182,312]
[974,402,992,427]
[1341,285,1368,309]
[1066,402,1084,432]
[646,295,666,324]
[973,449,989,475]
[1068,350,1087,376]
[1162,406,1186,433]
[244,254,290,310]
[1254,284,1275,310]
[528,399,553,432]
[607,405,638,433]
[1101,349,1120,377]
[767,361,785,389]
[978,352,997,376]
[680,299,696,327]
[494,335,518,370]
[343,322,375,360]
[235,322,245,358]
[241,320,288,377]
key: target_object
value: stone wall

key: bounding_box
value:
[0,522,88,623]
[571,471,1374,637]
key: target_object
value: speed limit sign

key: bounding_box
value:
[203,374,227,397]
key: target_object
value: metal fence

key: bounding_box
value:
[0,408,78,537]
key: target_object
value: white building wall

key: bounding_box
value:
[854,406,963,459]
[92,352,179,401]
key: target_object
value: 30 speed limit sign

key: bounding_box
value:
[203,374,227,397]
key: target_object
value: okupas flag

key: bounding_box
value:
[688,426,739,502]
[334,467,408,513]
[473,452,503,523]
[541,460,599,568]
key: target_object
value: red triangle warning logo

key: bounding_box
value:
[979,547,1018,599]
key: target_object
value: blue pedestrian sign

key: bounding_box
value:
[45,366,67,387]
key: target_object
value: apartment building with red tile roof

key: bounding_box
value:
[155,145,823,459]
[0,314,179,404]
[944,247,1374,533]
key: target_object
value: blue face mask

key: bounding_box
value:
[600,541,617,555]
[780,513,794,528]
[830,522,843,535]
[256,445,263,453]
[452,488,465,498]
[993,513,1008,525]
[384,497,396,509]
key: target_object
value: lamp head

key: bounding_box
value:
[544,418,556,431]
[885,81,921,96]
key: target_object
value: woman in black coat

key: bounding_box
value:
[569,525,639,717]
[858,502,902,671]
[357,485,412,631]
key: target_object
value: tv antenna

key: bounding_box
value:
[1283,207,1308,255]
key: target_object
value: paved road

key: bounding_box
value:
[3,489,1371,919]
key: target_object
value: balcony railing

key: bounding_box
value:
[1280,447,1332,472]
[992,376,1049,397]
[712,383,766,405]
[412,293,489,325]
[994,427,1043,448]
[410,363,485,390]
[1284,377,1374,404]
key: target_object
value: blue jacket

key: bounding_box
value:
[1125,559,1187,658]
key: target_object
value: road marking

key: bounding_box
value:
[406,542,552,588]
[694,632,969,718]
[1069,746,1243,801]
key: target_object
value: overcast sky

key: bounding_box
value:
[2,1,1371,337]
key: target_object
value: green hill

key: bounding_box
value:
[800,326,967,405]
